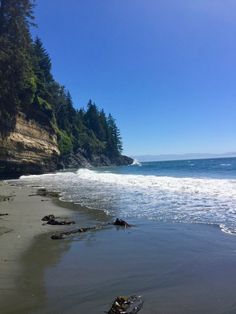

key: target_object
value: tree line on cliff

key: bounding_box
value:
[0,0,123,159]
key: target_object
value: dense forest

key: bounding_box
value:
[0,0,126,163]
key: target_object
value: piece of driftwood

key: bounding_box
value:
[51,225,102,240]
[50,218,132,240]
[42,214,75,226]
[37,189,60,198]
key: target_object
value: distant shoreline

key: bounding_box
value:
[134,154,236,163]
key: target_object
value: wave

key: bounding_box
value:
[18,168,236,234]
[76,169,236,199]
[219,224,236,235]
[131,159,142,166]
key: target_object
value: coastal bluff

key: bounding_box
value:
[0,0,133,178]
[0,113,133,178]
[0,113,59,177]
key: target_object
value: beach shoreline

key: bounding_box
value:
[1,181,236,313]
[0,181,77,310]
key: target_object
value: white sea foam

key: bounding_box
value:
[131,159,142,166]
[18,169,236,234]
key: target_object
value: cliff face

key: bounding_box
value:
[59,149,133,169]
[0,114,60,178]
[0,114,133,178]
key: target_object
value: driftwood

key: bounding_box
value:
[51,225,103,240]
[51,218,132,240]
[107,295,143,314]
[37,189,60,198]
[47,219,75,226]
[42,215,75,226]
[29,189,60,198]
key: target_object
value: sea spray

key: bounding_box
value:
[17,158,236,234]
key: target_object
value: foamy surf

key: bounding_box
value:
[16,164,236,234]
[131,159,142,166]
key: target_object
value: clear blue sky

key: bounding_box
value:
[33,0,236,156]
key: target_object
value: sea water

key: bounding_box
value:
[19,157,236,234]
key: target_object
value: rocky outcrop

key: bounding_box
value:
[0,114,133,178]
[59,149,133,169]
[0,113,60,178]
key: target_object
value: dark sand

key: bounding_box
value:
[1,183,236,313]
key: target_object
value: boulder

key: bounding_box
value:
[108,295,143,314]
[113,218,131,228]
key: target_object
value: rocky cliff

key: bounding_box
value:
[0,113,60,178]
[0,1,134,178]
[0,114,133,178]
[59,149,133,169]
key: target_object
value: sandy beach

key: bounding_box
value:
[1,181,236,313]
[0,181,76,312]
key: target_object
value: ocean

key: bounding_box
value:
[19,157,236,234]
[7,157,236,314]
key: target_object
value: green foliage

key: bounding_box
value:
[106,114,123,156]
[0,0,36,128]
[58,130,73,155]
[33,37,53,101]
[0,0,124,159]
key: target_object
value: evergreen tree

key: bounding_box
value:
[0,0,36,128]
[106,114,123,156]
[0,0,125,160]
[99,109,108,142]
[33,37,53,101]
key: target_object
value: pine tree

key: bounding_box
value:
[107,114,123,156]
[33,37,53,100]
[0,0,36,129]
[85,101,103,139]
[99,109,108,142]
[0,0,125,161]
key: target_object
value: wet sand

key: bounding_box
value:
[36,222,236,314]
[0,181,75,311]
[1,182,236,313]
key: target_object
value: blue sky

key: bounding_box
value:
[33,0,236,156]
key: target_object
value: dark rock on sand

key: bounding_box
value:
[113,218,131,228]
[108,295,143,314]
[42,214,55,221]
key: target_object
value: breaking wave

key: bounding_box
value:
[19,167,236,234]
[131,159,142,166]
